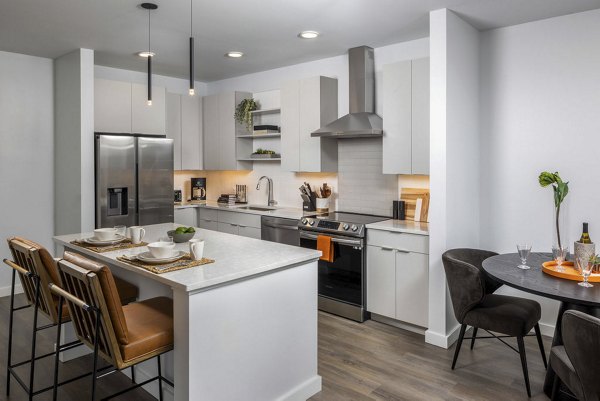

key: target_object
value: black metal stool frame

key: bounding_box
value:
[3,259,104,400]
[50,284,174,401]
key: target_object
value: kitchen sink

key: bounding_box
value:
[238,206,276,212]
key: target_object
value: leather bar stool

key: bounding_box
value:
[550,310,600,401]
[443,249,547,397]
[3,237,138,401]
[51,252,174,401]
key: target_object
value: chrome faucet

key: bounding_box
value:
[256,176,276,207]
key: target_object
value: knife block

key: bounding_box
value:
[303,200,316,212]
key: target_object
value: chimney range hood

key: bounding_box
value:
[312,46,383,138]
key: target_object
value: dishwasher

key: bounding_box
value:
[261,216,300,246]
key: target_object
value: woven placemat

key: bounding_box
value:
[70,239,148,253]
[116,254,215,274]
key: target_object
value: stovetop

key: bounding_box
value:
[298,211,389,237]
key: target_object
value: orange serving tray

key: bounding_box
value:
[541,261,600,282]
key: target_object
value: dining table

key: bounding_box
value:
[482,252,600,399]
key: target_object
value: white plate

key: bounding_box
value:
[83,235,127,246]
[137,250,186,265]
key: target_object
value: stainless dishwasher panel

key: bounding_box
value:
[261,216,300,246]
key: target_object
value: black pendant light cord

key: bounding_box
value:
[148,6,152,105]
[189,0,195,95]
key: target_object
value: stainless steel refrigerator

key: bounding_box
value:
[95,134,174,228]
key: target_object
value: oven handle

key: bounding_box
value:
[299,231,363,248]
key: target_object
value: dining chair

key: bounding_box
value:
[550,310,600,401]
[3,237,138,401]
[443,249,547,397]
[51,251,174,401]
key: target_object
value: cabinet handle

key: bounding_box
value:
[238,225,247,228]
[395,249,410,254]
[230,223,238,227]
[381,247,394,251]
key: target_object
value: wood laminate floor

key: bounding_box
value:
[0,295,551,400]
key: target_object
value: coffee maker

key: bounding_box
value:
[191,177,206,203]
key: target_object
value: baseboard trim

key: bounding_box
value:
[425,324,462,349]
[0,284,23,298]
[277,375,322,401]
[371,314,426,336]
[538,321,556,338]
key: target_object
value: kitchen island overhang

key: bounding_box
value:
[54,223,322,401]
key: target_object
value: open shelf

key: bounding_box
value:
[237,158,281,161]
[237,133,281,139]
[250,107,281,115]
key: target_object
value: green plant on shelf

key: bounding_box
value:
[253,148,276,155]
[234,98,258,132]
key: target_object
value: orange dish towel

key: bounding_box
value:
[317,235,334,263]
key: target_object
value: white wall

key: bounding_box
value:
[480,8,600,333]
[427,9,481,348]
[0,51,54,295]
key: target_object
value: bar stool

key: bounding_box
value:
[51,251,174,401]
[3,237,138,400]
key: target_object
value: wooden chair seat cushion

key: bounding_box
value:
[550,345,583,399]
[462,294,541,337]
[120,297,174,363]
[63,251,130,344]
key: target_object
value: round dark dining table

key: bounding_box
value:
[482,252,600,398]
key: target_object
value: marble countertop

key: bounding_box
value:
[175,201,315,220]
[54,223,321,293]
[366,219,429,236]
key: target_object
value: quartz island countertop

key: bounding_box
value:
[53,222,321,293]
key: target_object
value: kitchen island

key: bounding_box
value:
[54,223,322,401]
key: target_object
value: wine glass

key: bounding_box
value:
[516,244,532,270]
[552,245,569,272]
[114,225,127,237]
[577,257,594,288]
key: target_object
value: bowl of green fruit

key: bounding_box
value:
[168,227,196,243]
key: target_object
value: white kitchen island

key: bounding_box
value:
[53,223,322,401]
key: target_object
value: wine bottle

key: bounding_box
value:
[579,222,592,244]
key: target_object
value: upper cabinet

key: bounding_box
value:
[166,93,203,171]
[131,83,166,135]
[382,58,430,175]
[281,76,338,172]
[95,79,131,133]
[94,79,165,136]
[202,91,252,171]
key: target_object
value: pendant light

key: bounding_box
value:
[188,0,195,96]
[141,3,157,106]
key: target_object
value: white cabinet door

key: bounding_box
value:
[366,245,396,318]
[411,58,430,175]
[238,226,261,239]
[202,94,220,170]
[281,80,300,172]
[395,251,429,327]
[299,77,321,172]
[382,61,412,174]
[218,92,236,170]
[95,79,131,133]
[218,222,239,235]
[174,208,197,227]
[199,219,218,231]
[181,95,202,170]
[132,83,166,135]
[166,93,182,170]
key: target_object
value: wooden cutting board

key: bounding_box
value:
[400,188,430,222]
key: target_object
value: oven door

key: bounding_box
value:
[299,231,364,307]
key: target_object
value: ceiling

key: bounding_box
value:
[1,0,599,82]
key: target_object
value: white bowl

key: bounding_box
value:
[94,228,119,241]
[147,242,177,259]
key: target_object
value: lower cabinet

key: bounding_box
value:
[366,229,429,328]
[198,208,261,239]
[174,208,198,227]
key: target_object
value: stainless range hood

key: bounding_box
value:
[312,46,382,138]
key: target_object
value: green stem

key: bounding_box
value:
[555,205,561,249]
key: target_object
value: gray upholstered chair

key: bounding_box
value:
[550,310,600,401]
[443,249,547,397]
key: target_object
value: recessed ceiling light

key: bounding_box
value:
[225,51,244,58]
[298,30,319,39]
[137,51,155,58]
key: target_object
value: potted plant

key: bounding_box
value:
[234,98,258,132]
[539,171,569,249]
